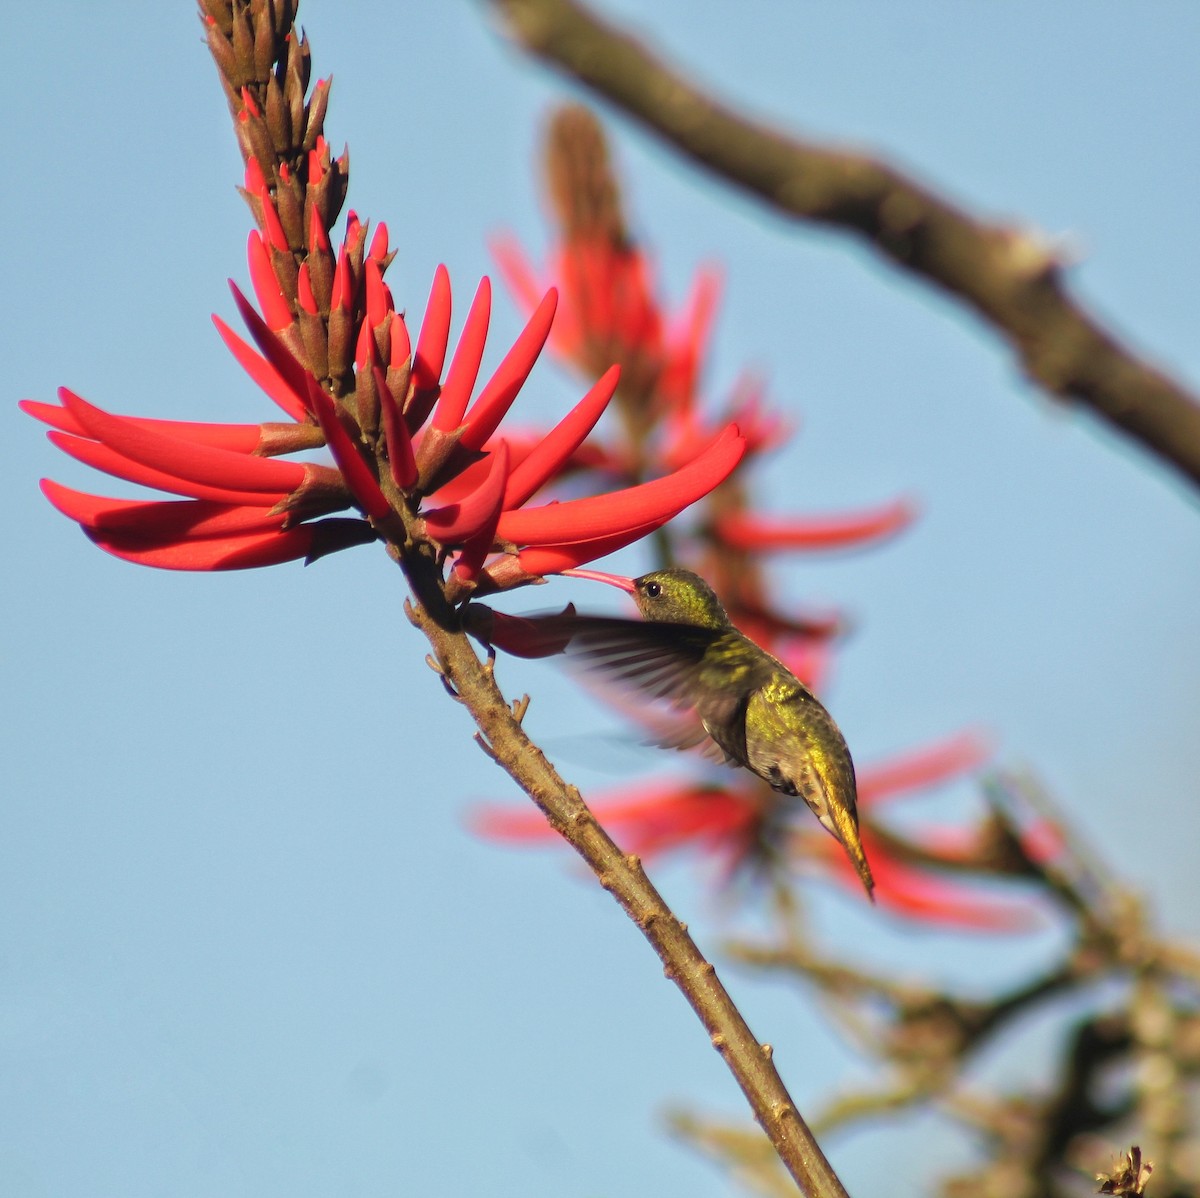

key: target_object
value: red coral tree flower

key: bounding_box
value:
[24,199,746,586]
[472,732,1049,931]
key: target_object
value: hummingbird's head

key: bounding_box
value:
[631,568,730,629]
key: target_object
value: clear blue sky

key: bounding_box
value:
[4,3,1199,1196]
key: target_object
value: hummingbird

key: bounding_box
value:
[477,566,874,896]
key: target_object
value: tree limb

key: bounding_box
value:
[487,0,1200,495]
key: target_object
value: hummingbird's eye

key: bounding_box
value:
[644,581,662,599]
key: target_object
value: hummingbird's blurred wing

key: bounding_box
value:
[560,616,722,692]
[545,614,747,735]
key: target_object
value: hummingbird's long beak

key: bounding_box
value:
[560,567,637,594]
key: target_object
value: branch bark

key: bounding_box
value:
[399,545,849,1198]
[487,0,1200,495]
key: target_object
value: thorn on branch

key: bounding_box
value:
[512,693,531,723]
[474,731,498,761]
[425,652,462,700]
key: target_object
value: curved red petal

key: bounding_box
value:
[212,314,310,421]
[261,194,289,253]
[87,525,316,570]
[489,233,545,316]
[365,257,393,328]
[304,379,392,520]
[368,221,389,262]
[413,264,451,393]
[46,432,289,506]
[244,156,266,194]
[390,311,412,370]
[85,518,375,571]
[40,480,296,538]
[716,498,916,551]
[432,276,491,432]
[375,363,417,489]
[22,398,265,452]
[247,232,294,331]
[867,855,1039,932]
[514,521,662,577]
[59,389,305,494]
[228,282,316,416]
[452,443,512,582]
[858,732,992,807]
[308,203,331,254]
[297,262,319,315]
[330,246,353,312]
[422,441,509,544]
[458,288,557,453]
[502,365,620,510]
[498,424,745,546]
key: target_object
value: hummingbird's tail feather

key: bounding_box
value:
[806,777,875,900]
[832,811,875,901]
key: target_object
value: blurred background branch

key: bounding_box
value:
[487,0,1200,497]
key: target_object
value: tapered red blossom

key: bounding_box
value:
[25,218,745,581]
[472,733,1049,930]
[493,109,915,568]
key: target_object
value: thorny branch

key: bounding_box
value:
[197,3,850,1194]
[486,0,1200,496]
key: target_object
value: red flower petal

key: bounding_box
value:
[659,264,721,409]
[304,378,392,520]
[413,264,451,394]
[86,518,374,571]
[46,431,290,506]
[212,314,310,421]
[390,311,412,370]
[452,442,512,582]
[21,399,265,453]
[422,441,509,544]
[716,499,916,551]
[244,156,266,194]
[471,782,755,860]
[458,288,557,453]
[498,424,745,546]
[41,480,297,538]
[59,389,306,494]
[514,521,662,577]
[297,263,319,315]
[489,234,546,317]
[432,277,491,432]
[858,733,991,808]
[502,365,620,510]
[375,363,417,489]
[261,194,289,253]
[856,849,1038,932]
[228,282,316,416]
[365,257,392,328]
[309,204,331,254]
[330,245,353,312]
[368,221,390,262]
[247,232,293,331]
